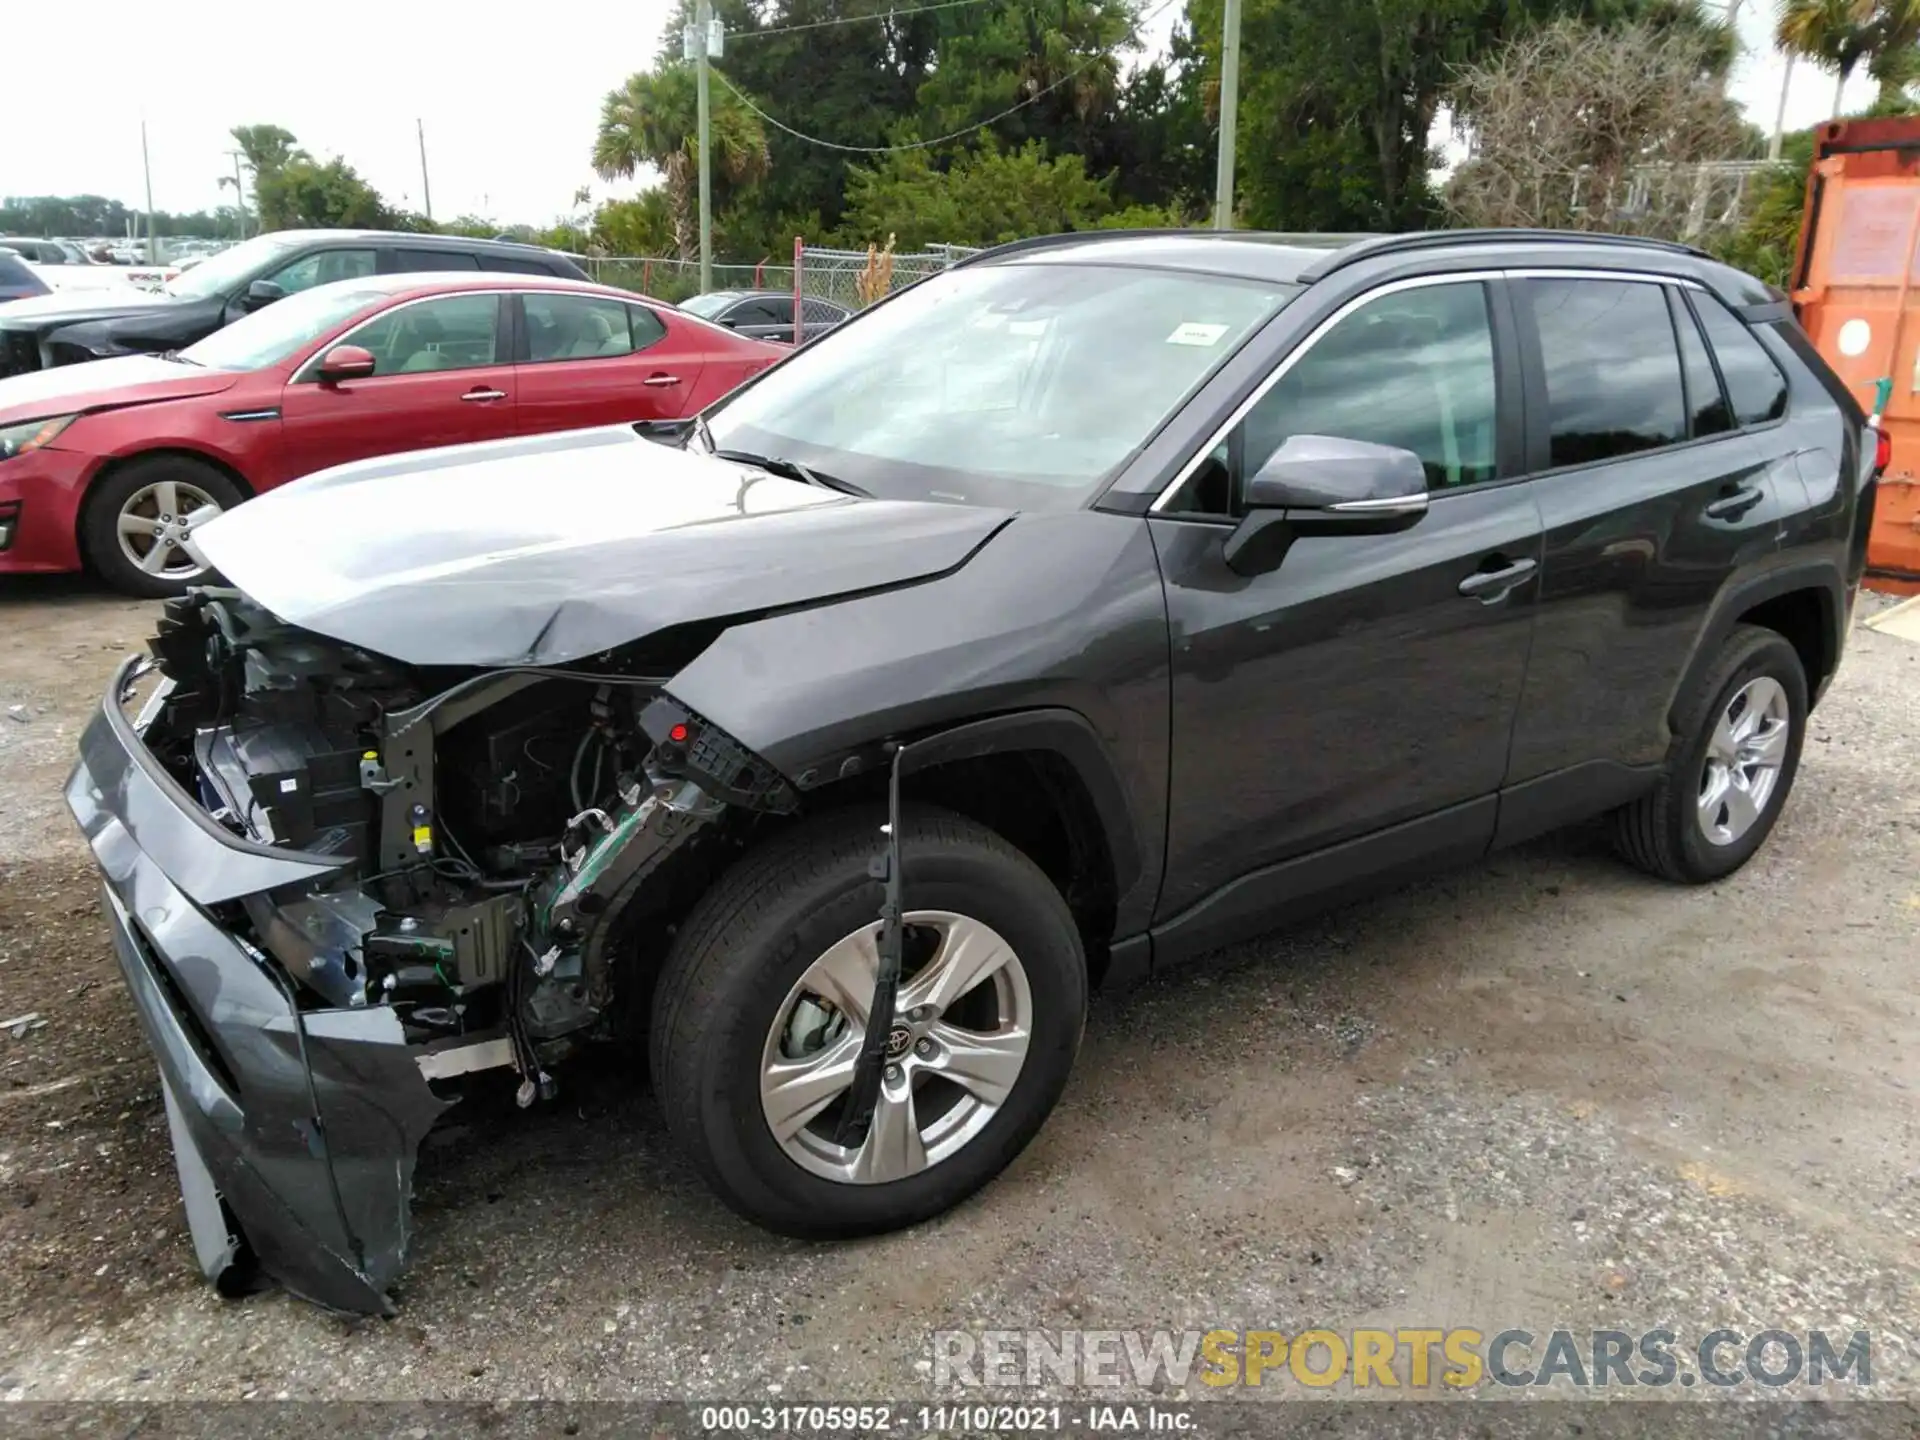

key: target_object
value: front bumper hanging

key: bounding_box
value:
[65,658,447,1314]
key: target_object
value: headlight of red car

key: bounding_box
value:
[0,414,77,461]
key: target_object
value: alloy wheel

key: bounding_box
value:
[1697,675,1791,846]
[114,477,223,581]
[759,910,1032,1185]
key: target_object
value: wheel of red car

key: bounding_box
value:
[650,805,1087,1238]
[80,456,245,598]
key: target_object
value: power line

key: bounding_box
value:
[711,0,1179,155]
[736,0,1004,39]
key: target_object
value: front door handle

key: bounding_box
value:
[1704,484,1764,520]
[461,387,507,402]
[1458,556,1538,601]
[642,374,681,388]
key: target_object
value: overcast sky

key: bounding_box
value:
[1,0,1882,230]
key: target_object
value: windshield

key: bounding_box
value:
[704,264,1293,509]
[180,282,387,370]
[163,234,300,299]
[680,291,738,318]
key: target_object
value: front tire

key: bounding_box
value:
[80,456,243,598]
[1612,624,1807,883]
[650,805,1087,1238]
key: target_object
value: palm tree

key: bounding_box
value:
[228,124,305,179]
[592,67,769,261]
[1776,0,1878,117]
[1865,0,1920,104]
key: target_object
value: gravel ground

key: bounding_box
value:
[0,576,1916,1430]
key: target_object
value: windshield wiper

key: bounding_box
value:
[159,349,203,366]
[712,447,870,498]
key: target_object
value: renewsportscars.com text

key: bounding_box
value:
[931,1327,1872,1391]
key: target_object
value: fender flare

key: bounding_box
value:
[1666,560,1845,733]
[887,707,1147,908]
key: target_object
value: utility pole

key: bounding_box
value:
[1212,0,1242,230]
[687,0,720,293]
[417,118,434,222]
[222,150,247,240]
[140,120,157,261]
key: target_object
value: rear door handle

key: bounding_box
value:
[642,374,681,388]
[1704,484,1764,520]
[1457,557,1538,601]
[461,387,507,402]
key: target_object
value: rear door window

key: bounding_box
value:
[523,293,637,361]
[1523,278,1685,467]
[1691,294,1789,426]
[486,255,559,276]
[393,249,480,272]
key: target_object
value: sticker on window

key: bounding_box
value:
[1167,322,1229,347]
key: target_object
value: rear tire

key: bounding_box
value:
[1612,624,1807,883]
[80,456,243,598]
[650,805,1086,1238]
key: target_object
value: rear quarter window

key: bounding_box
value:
[1691,294,1789,426]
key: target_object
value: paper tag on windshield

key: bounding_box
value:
[1167,322,1228,347]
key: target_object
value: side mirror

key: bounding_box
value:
[316,344,377,383]
[243,279,285,310]
[1223,435,1428,576]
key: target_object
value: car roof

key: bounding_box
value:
[963,228,1775,309]
[257,228,572,258]
[310,272,649,303]
[700,289,846,307]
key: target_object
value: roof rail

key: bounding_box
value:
[1296,228,1711,283]
[952,228,1378,268]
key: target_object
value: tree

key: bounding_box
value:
[1181,0,1731,233]
[1777,0,1880,115]
[229,124,304,178]
[1865,0,1920,103]
[255,156,389,230]
[913,0,1138,158]
[1447,19,1751,237]
[592,64,770,259]
[1089,20,1215,213]
[839,140,1124,249]
[592,191,679,254]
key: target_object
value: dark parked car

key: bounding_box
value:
[67,229,1874,1313]
[0,229,589,378]
[680,288,849,343]
[0,251,51,305]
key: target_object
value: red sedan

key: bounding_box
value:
[0,273,783,595]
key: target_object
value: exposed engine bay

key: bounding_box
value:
[141,588,797,1098]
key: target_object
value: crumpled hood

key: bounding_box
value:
[0,353,239,424]
[196,425,1014,667]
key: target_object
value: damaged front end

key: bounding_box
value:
[67,588,784,1312]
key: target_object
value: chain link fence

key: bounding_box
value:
[581,242,983,311]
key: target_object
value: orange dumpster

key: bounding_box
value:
[1790,117,1920,593]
